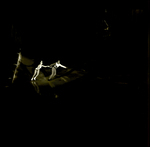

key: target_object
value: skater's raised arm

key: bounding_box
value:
[56,60,67,68]
[59,64,67,68]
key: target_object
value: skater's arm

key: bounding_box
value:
[42,65,50,68]
[59,64,67,68]
[49,63,56,68]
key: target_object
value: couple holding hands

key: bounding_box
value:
[31,60,67,81]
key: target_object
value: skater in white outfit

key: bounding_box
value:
[31,60,49,81]
[48,60,67,80]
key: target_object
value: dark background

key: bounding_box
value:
[1,1,148,80]
[0,1,149,146]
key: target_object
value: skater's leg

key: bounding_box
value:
[53,68,56,77]
[34,69,40,80]
[31,69,38,80]
[49,68,55,80]
[52,68,57,79]
[49,72,54,80]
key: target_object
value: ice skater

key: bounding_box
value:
[48,60,67,80]
[31,60,49,81]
